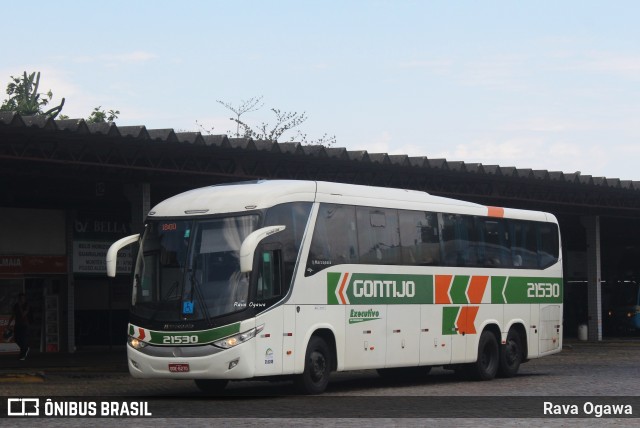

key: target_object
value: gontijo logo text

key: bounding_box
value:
[328,273,433,305]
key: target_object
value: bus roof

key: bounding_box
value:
[147,180,554,223]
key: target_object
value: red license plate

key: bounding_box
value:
[168,363,190,373]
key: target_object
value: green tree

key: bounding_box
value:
[86,106,120,123]
[2,71,120,123]
[217,96,264,138]
[213,96,336,146]
[0,71,65,118]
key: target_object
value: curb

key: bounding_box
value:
[0,372,45,383]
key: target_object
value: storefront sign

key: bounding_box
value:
[73,241,133,274]
[0,256,67,275]
[74,213,132,239]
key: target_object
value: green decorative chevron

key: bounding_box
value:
[442,306,460,335]
[450,275,469,304]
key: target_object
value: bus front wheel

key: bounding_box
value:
[295,336,332,394]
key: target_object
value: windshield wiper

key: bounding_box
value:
[189,269,213,327]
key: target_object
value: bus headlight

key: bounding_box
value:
[214,324,264,349]
[128,336,148,350]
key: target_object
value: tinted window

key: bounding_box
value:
[263,202,313,289]
[538,223,560,269]
[357,207,401,264]
[305,203,560,274]
[477,218,510,267]
[306,204,358,275]
[440,214,478,267]
[509,220,538,268]
[399,210,440,265]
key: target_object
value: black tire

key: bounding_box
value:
[471,330,499,381]
[377,366,431,380]
[498,329,523,378]
[194,379,228,395]
[295,336,332,394]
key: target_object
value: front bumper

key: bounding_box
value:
[127,339,256,379]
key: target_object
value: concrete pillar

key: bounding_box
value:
[581,215,602,341]
[124,183,151,233]
[66,210,76,353]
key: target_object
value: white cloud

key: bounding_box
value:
[432,136,616,177]
[397,59,453,75]
[497,117,611,133]
[72,51,158,65]
[561,52,640,80]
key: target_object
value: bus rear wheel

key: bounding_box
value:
[498,329,523,378]
[471,330,499,381]
[194,379,228,395]
[295,336,332,394]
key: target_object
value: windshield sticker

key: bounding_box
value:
[265,348,274,365]
[182,301,194,314]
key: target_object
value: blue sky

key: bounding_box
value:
[3,1,640,179]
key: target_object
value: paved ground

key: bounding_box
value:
[1,340,639,426]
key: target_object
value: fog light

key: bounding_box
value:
[228,359,239,370]
[130,359,139,369]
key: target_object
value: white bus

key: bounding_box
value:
[107,180,562,394]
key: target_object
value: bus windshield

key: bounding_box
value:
[131,215,259,322]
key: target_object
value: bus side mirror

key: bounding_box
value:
[239,226,286,273]
[106,234,140,277]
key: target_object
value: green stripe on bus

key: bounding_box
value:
[491,276,562,304]
[327,272,341,305]
[328,272,434,305]
[492,276,507,304]
[135,322,241,345]
[328,272,562,305]
[502,277,563,304]
[450,275,469,304]
[442,306,460,335]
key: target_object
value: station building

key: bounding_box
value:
[1,112,639,352]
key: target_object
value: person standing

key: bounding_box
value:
[9,293,30,360]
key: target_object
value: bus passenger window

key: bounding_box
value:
[440,214,478,267]
[357,207,401,265]
[477,218,510,267]
[306,204,358,275]
[509,220,538,269]
[398,210,440,265]
[538,223,559,269]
